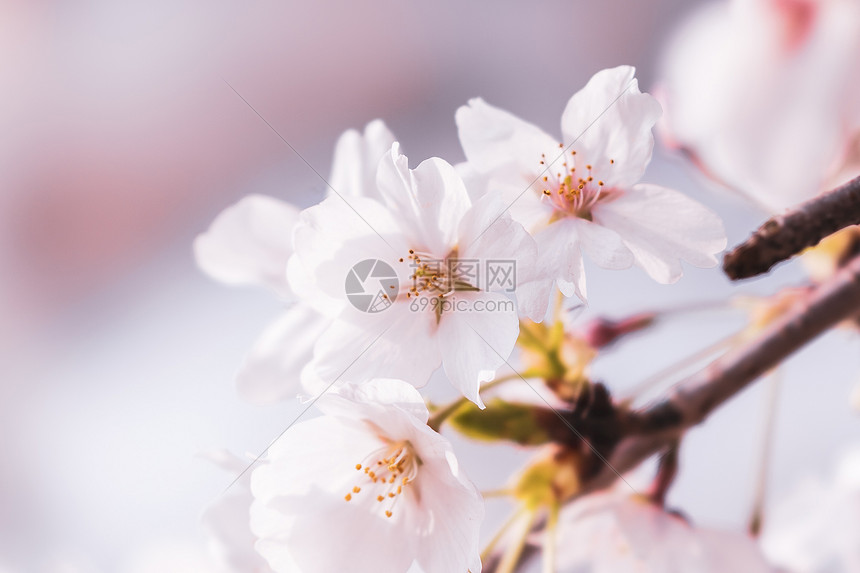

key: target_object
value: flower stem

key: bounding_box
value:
[749,368,782,536]
[481,488,514,498]
[621,331,742,403]
[495,510,537,573]
[480,507,527,564]
[541,503,560,573]
[649,440,680,506]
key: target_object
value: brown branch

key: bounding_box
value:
[487,253,860,573]
[723,175,860,280]
[648,441,680,506]
[598,252,860,487]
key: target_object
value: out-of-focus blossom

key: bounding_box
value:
[456,66,725,311]
[554,490,775,572]
[249,379,483,573]
[200,450,276,573]
[801,226,860,283]
[579,313,657,349]
[733,288,810,337]
[293,144,544,406]
[658,0,860,212]
[193,121,394,403]
[761,446,860,572]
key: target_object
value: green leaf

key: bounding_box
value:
[448,398,552,446]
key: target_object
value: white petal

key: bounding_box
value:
[317,379,430,425]
[455,161,492,204]
[252,417,380,502]
[458,195,535,264]
[436,291,520,408]
[292,195,405,302]
[376,143,471,255]
[248,501,299,572]
[194,195,300,298]
[534,219,587,303]
[285,254,342,318]
[592,184,727,284]
[514,273,557,323]
[457,194,555,322]
[310,305,442,390]
[329,119,396,201]
[235,306,330,404]
[561,66,662,188]
[456,98,560,181]
[410,427,485,573]
[202,489,270,573]
[572,218,634,270]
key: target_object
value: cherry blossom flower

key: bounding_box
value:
[193,120,395,403]
[658,0,860,212]
[761,446,860,571]
[456,66,726,308]
[292,143,544,406]
[249,379,484,573]
[553,490,775,572]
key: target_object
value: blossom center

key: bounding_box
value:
[399,249,479,300]
[538,146,616,219]
[344,440,420,518]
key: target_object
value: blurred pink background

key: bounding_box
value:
[1,1,857,571]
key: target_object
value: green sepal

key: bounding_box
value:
[448,398,552,446]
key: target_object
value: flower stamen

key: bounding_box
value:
[344,440,420,518]
[538,152,617,219]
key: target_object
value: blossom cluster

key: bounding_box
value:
[192,65,735,572]
[194,33,856,573]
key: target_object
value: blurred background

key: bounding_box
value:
[1,0,858,571]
